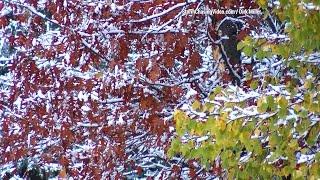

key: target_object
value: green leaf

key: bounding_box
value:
[297,66,307,78]
[244,72,252,80]
[278,107,287,119]
[269,133,283,146]
[258,102,268,113]
[171,138,181,152]
[292,170,304,179]
[263,10,270,19]
[192,100,201,110]
[214,86,222,94]
[266,96,276,111]
[237,41,245,50]
[256,49,264,60]
[275,44,290,58]
[278,96,288,109]
[243,36,253,45]
[298,110,308,118]
[186,119,197,132]
[288,59,299,69]
[167,148,175,157]
[279,0,289,7]
[206,116,216,133]
[243,46,254,56]
[306,125,319,146]
[209,93,215,100]
[250,80,259,90]
[282,166,294,177]
[258,0,268,9]
[195,123,206,135]
[288,139,298,149]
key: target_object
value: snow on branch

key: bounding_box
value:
[4,0,63,28]
[130,2,188,23]
[77,122,100,127]
[100,98,123,104]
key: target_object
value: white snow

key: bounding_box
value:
[239,152,252,163]
[185,88,197,99]
[77,122,99,127]
[37,90,46,99]
[110,3,116,12]
[169,126,175,133]
[297,153,315,164]
[116,115,125,125]
[196,136,208,143]
[78,91,89,102]
[81,105,91,112]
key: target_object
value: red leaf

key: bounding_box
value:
[189,51,201,71]
[0,1,3,11]
[237,29,250,41]
[86,79,94,91]
[189,168,196,178]
[26,0,37,7]
[29,61,38,73]
[59,156,69,168]
[143,2,151,14]
[0,17,8,28]
[175,32,188,53]
[136,58,148,72]
[172,164,180,173]
[137,166,143,174]
[223,0,233,8]
[114,173,121,180]
[154,0,164,5]
[148,65,161,82]
[164,33,174,44]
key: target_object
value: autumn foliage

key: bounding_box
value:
[0,0,261,178]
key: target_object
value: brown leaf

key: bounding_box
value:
[189,51,201,71]
[0,17,8,28]
[148,65,161,82]
[59,156,69,168]
[136,58,148,72]
[163,52,174,68]
[29,61,38,73]
[189,168,196,178]
[223,0,233,8]
[222,72,233,84]
[137,166,143,174]
[154,0,164,5]
[86,79,94,91]
[58,166,67,179]
[164,33,174,44]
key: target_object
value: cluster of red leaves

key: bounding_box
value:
[0,0,260,178]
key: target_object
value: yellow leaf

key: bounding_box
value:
[257,96,264,107]
[239,133,244,141]
[174,110,186,126]
[208,106,215,113]
[190,129,195,135]
[293,170,304,178]
[243,36,252,45]
[192,100,201,110]
[294,104,301,112]
[254,128,260,136]
[221,111,229,121]
[216,119,226,131]
[261,44,271,51]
